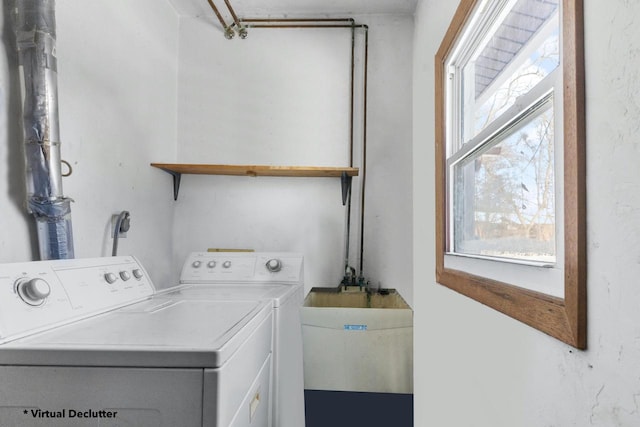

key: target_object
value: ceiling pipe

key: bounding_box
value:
[222,0,247,39]
[242,19,368,285]
[199,15,369,286]
[206,0,235,39]
[13,0,75,260]
[238,19,369,286]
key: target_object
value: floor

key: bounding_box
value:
[305,390,413,427]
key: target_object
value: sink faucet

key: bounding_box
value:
[340,265,357,289]
[339,265,373,293]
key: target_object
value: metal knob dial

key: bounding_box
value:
[266,259,282,272]
[16,278,51,306]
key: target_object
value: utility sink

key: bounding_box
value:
[301,287,413,394]
[303,287,410,309]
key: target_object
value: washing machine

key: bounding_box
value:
[178,252,306,427]
[0,256,273,427]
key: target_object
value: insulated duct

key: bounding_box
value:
[13,0,74,260]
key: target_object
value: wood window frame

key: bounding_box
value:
[435,0,586,349]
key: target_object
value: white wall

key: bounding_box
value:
[414,0,640,426]
[173,14,414,302]
[0,0,179,285]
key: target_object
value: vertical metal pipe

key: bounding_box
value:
[358,26,369,279]
[349,24,355,166]
[342,23,356,284]
[13,0,74,260]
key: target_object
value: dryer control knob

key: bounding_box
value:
[266,258,282,272]
[192,261,202,268]
[119,271,131,281]
[105,272,118,284]
[207,261,217,269]
[222,261,232,269]
[16,278,51,306]
[132,269,144,279]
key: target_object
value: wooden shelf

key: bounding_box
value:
[151,163,359,202]
[151,163,358,177]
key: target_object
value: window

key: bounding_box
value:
[435,0,586,348]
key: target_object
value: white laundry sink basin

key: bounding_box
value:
[301,287,413,394]
[302,287,410,309]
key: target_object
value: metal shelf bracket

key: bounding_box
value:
[341,171,352,206]
[168,171,182,200]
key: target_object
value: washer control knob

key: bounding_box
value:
[132,269,143,279]
[105,272,118,284]
[222,261,232,269]
[266,258,282,272]
[16,278,51,306]
[192,261,202,268]
[207,261,217,269]
[119,271,131,281]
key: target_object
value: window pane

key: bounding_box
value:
[461,0,559,143]
[453,99,555,263]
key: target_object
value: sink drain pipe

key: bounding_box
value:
[13,0,74,260]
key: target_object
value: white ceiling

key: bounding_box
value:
[166,0,418,18]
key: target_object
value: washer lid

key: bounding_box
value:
[0,297,272,368]
[163,283,302,307]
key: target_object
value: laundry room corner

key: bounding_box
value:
[170,11,414,305]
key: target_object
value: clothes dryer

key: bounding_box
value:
[179,252,306,427]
